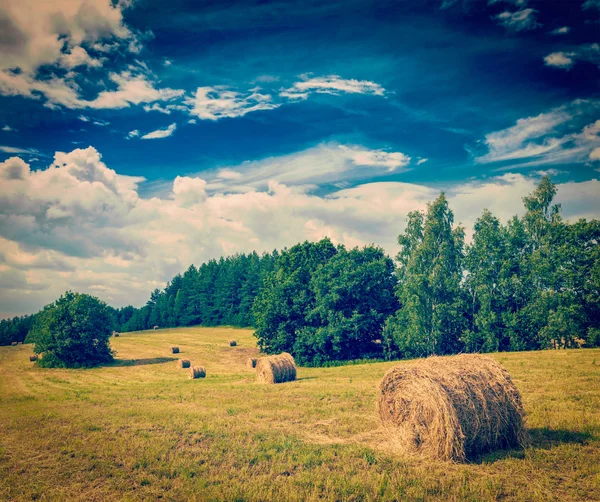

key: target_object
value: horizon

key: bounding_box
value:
[1,0,599,317]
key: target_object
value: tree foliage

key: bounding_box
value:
[29,291,114,368]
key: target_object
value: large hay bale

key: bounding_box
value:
[246,357,257,369]
[153,325,159,330]
[229,339,237,347]
[190,366,206,379]
[29,355,38,362]
[377,354,525,462]
[178,359,190,368]
[11,342,17,346]
[171,346,180,354]
[256,352,297,384]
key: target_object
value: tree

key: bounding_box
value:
[253,238,338,354]
[29,291,114,368]
[383,194,465,359]
[293,246,398,364]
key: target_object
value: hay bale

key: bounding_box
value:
[178,359,190,368]
[229,339,237,347]
[17,341,22,345]
[113,332,120,337]
[153,325,159,330]
[171,346,180,354]
[256,352,297,384]
[29,355,38,362]
[246,357,257,369]
[377,354,526,462]
[11,342,17,346]
[190,366,206,379]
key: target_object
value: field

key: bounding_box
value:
[1,327,599,501]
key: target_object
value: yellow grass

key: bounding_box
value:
[0,326,599,501]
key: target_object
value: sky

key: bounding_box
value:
[0,0,599,317]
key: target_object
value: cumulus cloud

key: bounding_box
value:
[140,123,177,139]
[543,44,600,71]
[544,52,575,69]
[127,129,140,139]
[494,8,540,32]
[550,26,570,35]
[474,100,600,166]
[2,126,15,132]
[1,149,599,317]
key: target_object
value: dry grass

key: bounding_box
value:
[378,354,525,461]
[0,327,598,501]
[256,352,297,384]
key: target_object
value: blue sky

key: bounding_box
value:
[0,0,599,316]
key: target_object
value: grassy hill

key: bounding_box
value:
[1,327,599,501]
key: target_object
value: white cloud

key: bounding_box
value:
[590,147,600,161]
[544,52,575,69]
[474,100,600,166]
[2,126,15,132]
[59,46,103,70]
[186,86,279,121]
[78,115,109,126]
[550,26,570,35]
[0,145,39,155]
[280,75,385,100]
[543,44,600,71]
[1,149,599,317]
[188,119,197,124]
[127,129,139,139]
[202,143,412,193]
[417,158,429,165]
[494,8,540,32]
[140,123,177,140]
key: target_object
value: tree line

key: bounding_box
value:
[3,177,599,367]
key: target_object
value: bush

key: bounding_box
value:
[29,291,114,368]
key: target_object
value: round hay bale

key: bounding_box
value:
[256,352,297,384]
[178,359,191,368]
[153,325,159,330]
[229,339,237,347]
[11,342,17,346]
[171,346,180,354]
[246,357,258,369]
[377,354,526,462]
[113,332,120,337]
[29,355,38,362]
[190,366,206,379]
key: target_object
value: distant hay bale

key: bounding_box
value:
[29,355,38,362]
[178,359,190,368]
[153,325,159,330]
[113,332,120,337]
[11,342,17,346]
[377,354,526,462]
[17,341,22,345]
[247,357,257,369]
[256,352,297,384]
[229,340,237,347]
[190,366,206,379]
[171,346,180,354]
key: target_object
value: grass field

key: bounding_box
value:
[1,327,599,501]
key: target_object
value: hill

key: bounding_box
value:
[1,327,599,501]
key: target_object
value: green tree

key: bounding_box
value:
[293,245,398,364]
[29,291,114,368]
[383,194,465,359]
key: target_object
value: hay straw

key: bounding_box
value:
[377,354,525,462]
[190,366,206,379]
[171,347,180,354]
[247,357,257,369]
[178,359,190,368]
[256,352,297,384]
[229,340,237,347]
